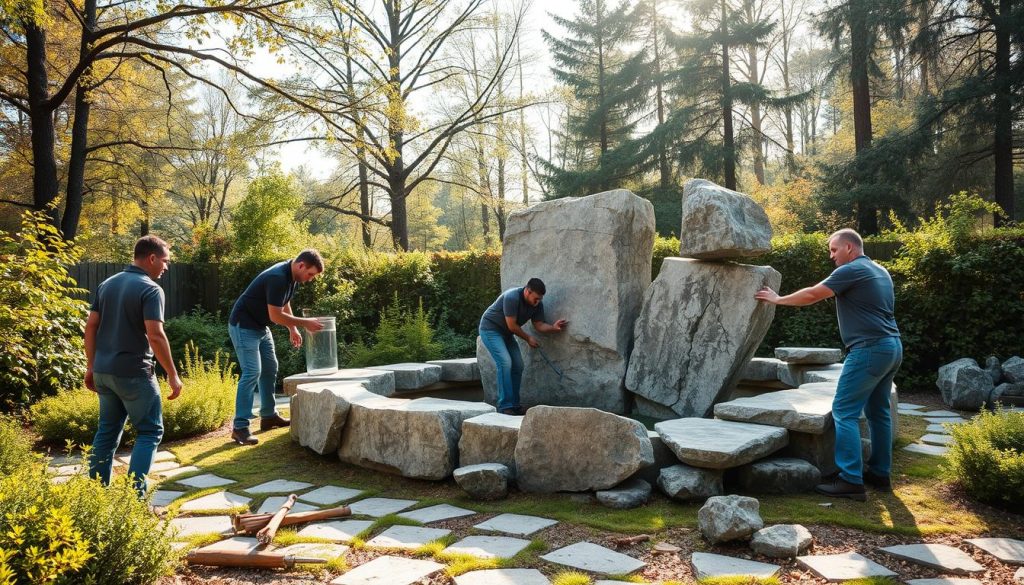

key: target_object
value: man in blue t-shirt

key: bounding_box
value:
[479,278,568,415]
[228,250,326,445]
[754,229,902,502]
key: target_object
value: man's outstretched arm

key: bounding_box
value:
[755,283,834,306]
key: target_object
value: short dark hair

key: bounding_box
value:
[295,249,324,271]
[526,277,546,295]
[134,235,169,259]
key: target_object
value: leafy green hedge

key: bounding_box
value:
[945,408,1024,511]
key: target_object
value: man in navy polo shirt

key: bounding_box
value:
[754,228,902,501]
[228,249,326,445]
[86,235,182,497]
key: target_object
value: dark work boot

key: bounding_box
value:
[231,428,259,446]
[260,414,290,431]
[815,477,867,501]
[863,468,892,492]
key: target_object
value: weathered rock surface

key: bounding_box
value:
[284,369,395,397]
[626,259,781,417]
[698,495,764,543]
[658,464,724,502]
[596,479,651,509]
[630,430,681,484]
[984,356,1003,384]
[514,406,654,492]
[779,429,837,476]
[679,179,771,259]
[290,382,377,454]
[993,383,1024,400]
[937,358,993,411]
[453,463,511,500]
[714,387,835,433]
[479,190,655,414]
[779,362,844,387]
[751,524,813,558]
[426,358,480,382]
[1003,356,1024,384]
[740,358,784,382]
[655,418,788,469]
[337,397,493,480]
[458,413,522,471]
[367,363,442,390]
[731,458,821,495]
[775,347,843,365]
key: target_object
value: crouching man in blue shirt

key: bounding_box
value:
[754,228,902,501]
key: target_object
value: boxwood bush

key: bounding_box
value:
[944,408,1024,511]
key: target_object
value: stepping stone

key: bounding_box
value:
[426,358,480,382]
[277,542,349,560]
[154,465,200,480]
[148,460,182,473]
[299,485,365,506]
[965,537,1024,564]
[797,552,896,582]
[245,479,315,494]
[904,443,950,457]
[925,416,968,424]
[926,424,953,434]
[169,515,234,538]
[175,473,235,489]
[193,536,262,554]
[256,496,320,514]
[920,410,962,418]
[296,520,374,543]
[443,535,532,559]
[907,579,984,585]
[474,513,557,536]
[691,552,781,580]
[879,543,984,574]
[1016,567,1024,584]
[178,491,252,512]
[454,569,550,585]
[367,363,442,390]
[329,555,444,585]
[921,433,954,446]
[654,418,788,469]
[116,451,176,465]
[899,403,926,410]
[398,504,476,524]
[541,542,645,575]
[48,464,82,476]
[713,387,835,433]
[150,490,185,507]
[365,525,452,550]
[46,453,83,466]
[348,497,417,517]
[284,368,396,397]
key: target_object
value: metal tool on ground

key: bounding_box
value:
[232,505,352,534]
[256,494,296,545]
[535,346,564,381]
[185,549,327,569]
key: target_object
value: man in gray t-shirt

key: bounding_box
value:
[755,228,902,502]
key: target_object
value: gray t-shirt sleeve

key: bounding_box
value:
[502,289,519,318]
[822,263,858,295]
[142,286,165,322]
[532,301,546,324]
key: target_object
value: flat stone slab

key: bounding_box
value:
[454,568,550,585]
[330,555,444,585]
[925,416,968,424]
[398,504,476,524]
[150,490,185,507]
[691,552,780,579]
[775,347,842,365]
[443,535,531,559]
[193,536,262,555]
[48,464,81,475]
[904,443,950,456]
[178,491,252,512]
[654,418,788,469]
[797,552,897,582]
[296,520,375,543]
[256,496,320,514]
[244,479,315,494]
[348,497,417,517]
[879,544,984,574]
[1016,567,1024,584]
[906,580,984,585]
[300,485,366,505]
[277,543,349,559]
[920,409,963,417]
[541,542,645,575]
[284,368,396,397]
[965,537,1024,564]
[169,515,234,539]
[117,450,176,465]
[148,460,182,473]
[154,465,200,480]
[926,423,954,434]
[740,357,785,382]
[921,433,954,446]
[175,473,235,489]
[474,513,557,536]
[365,525,452,550]
[367,363,442,390]
[900,403,926,410]
[713,387,835,433]
[426,358,480,382]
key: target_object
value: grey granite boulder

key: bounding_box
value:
[284,368,396,397]
[775,347,843,365]
[713,387,835,434]
[367,363,442,390]
[290,381,369,454]
[514,406,654,492]
[751,524,813,558]
[984,356,1003,384]
[658,464,724,502]
[427,358,480,382]
[596,479,651,509]
[698,495,764,544]
[454,463,511,500]
[479,190,655,414]
[1003,356,1024,383]
[630,430,681,484]
[740,358,784,383]
[679,178,771,259]
[993,383,1024,401]
[937,358,993,410]
[778,362,844,387]
[655,418,788,469]
[458,413,522,472]
[626,258,781,417]
[731,458,821,495]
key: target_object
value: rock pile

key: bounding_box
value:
[938,356,1024,410]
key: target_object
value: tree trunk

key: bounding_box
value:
[748,45,765,185]
[720,0,736,190]
[62,0,98,239]
[26,23,60,225]
[517,36,529,205]
[991,0,1014,224]
[652,0,670,189]
[849,0,877,234]
[386,5,408,250]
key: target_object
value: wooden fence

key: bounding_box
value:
[68,262,220,319]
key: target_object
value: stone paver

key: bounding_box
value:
[796,552,896,582]
[48,464,82,475]
[148,460,182,474]
[365,525,452,550]
[473,513,558,536]
[541,542,645,575]
[169,515,234,538]
[117,451,176,465]
[296,520,375,543]
[245,479,315,493]
[453,568,550,585]
[1016,567,1024,584]
[899,403,926,410]
[175,473,235,489]
[348,497,417,517]
[178,491,251,512]
[925,416,968,424]
[193,536,262,554]
[926,423,954,434]
[965,538,1024,564]
[150,490,185,507]
[443,535,532,559]
[299,485,365,505]
[904,443,950,457]
[256,496,320,514]
[154,465,200,480]
[398,504,476,524]
[329,555,444,585]
[879,544,984,574]
[277,543,349,559]
[654,417,789,469]
[920,410,963,417]
[906,579,984,585]
[921,433,955,446]
[691,552,780,579]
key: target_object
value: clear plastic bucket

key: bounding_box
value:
[303,316,338,375]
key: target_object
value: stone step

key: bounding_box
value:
[284,369,395,397]
[367,363,442,390]
[426,358,480,382]
[655,417,788,469]
[713,387,835,434]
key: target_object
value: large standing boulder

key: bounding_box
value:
[478,190,655,414]
[937,358,994,411]
[290,382,376,454]
[1003,356,1024,383]
[679,179,772,259]
[514,406,654,493]
[698,495,764,544]
[626,258,780,417]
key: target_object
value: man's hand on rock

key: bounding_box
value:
[754,286,780,304]
[526,336,540,348]
[553,319,568,332]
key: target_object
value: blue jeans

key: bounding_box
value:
[480,328,523,412]
[89,372,164,496]
[229,324,279,430]
[833,336,903,485]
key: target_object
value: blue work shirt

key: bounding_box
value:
[479,287,546,336]
[229,261,297,330]
[91,266,165,377]
[821,255,900,349]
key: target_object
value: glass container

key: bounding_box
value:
[303,316,338,375]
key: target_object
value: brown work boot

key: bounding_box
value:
[260,414,291,431]
[231,428,259,446]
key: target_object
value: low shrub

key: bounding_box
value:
[0,416,34,475]
[347,297,442,367]
[164,309,231,367]
[944,407,1024,512]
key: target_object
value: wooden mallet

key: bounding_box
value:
[256,494,296,545]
